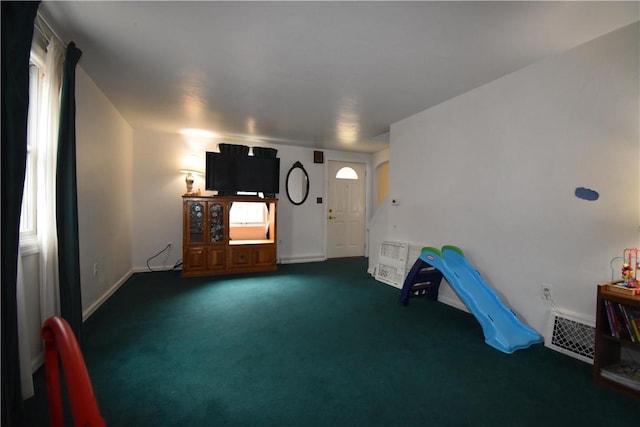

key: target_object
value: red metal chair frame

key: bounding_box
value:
[41,316,106,427]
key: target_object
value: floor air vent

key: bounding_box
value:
[545,309,595,364]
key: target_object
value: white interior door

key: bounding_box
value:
[327,161,366,258]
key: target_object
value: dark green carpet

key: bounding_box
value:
[20,258,640,426]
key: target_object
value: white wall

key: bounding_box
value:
[131,130,373,269]
[276,144,330,263]
[131,129,187,270]
[76,66,134,316]
[367,148,391,273]
[278,145,374,262]
[384,23,639,335]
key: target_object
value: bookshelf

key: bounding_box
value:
[593,283,640,399]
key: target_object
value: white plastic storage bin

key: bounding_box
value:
[375,241,426,289]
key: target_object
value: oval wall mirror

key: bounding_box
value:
[286,161,309,205]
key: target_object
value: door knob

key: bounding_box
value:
[328,215,335,219]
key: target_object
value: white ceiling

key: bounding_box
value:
[39,1,638,153]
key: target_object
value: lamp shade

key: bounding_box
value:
[180,154,203,175]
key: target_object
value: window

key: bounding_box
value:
[336,166,358,180]
[20,51,44,247]
[229,202,267,225]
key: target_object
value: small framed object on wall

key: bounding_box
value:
[313,150,324,164]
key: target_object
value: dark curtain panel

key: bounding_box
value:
[1,2,41,425]
[56,42,83,344]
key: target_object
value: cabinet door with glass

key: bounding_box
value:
[204,200,226,270]
[207,201,226,243]
[185,199,208,245]
[183,199,227,274]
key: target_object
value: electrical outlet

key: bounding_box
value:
[541,283,553,301]
[167,242,172,248]
[93,262,99,277]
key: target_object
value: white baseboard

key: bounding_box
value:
[278,254,326,264]
[82,269,134,321]
[132,265,181,273]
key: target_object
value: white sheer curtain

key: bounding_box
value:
[16,256,34,398]
[37,36,64,323]
[16,35,65,400]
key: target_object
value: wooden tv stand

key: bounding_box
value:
[181,196,277,277]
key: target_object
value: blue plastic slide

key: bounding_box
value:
[419,246,542,354]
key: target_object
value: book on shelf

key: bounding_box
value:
[601,361,640,391]
[615,304,632,340]
[618,304,637,343]
[604,300,618,337]
[626,307,640,342]
[603,300,640,341]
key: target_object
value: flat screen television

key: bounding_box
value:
[205,152,280,194]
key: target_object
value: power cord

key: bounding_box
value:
[146,244,172,272]
[543,289,559,311]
